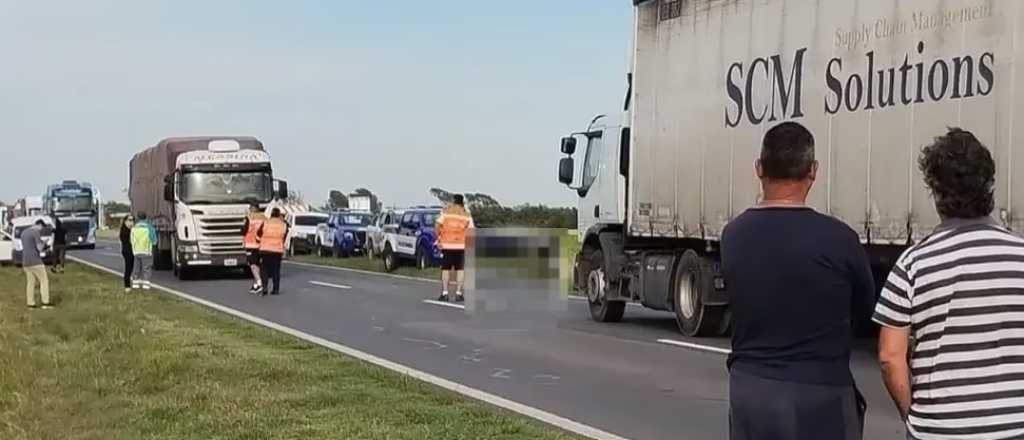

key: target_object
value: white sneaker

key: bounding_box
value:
[142,282,151,290]
[124,288,131,293]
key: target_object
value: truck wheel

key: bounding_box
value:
[586,249,625,322]
[382,245,398,272]
[673,250,725,337]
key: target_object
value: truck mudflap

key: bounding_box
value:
[701,260,729,307]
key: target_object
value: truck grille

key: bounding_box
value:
[63,220,90,235]
[196,215,245,255]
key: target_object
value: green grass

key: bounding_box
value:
[0,263,579,440]
[95,228,118,240]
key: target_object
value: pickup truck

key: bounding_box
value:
[380,207,442,272]
[366,209,403,259]
[315,211,372,258]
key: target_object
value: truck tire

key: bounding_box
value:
[672,250,725,337]
[586,249,625,322]
[154,249,173,271]
[382,245,398,272]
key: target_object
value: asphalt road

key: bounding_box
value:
[73,242,906,440]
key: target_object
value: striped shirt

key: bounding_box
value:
[873,218,1024,440]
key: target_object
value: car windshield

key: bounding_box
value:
[180,171,273,204]
[339,215,371,226]
[294,216,327,226]
[51,195,93,213]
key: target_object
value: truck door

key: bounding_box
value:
[397,212,416,255]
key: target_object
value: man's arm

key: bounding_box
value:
[879,325,912,419]
[849,236,876,325]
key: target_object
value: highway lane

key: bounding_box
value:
[73,243,906,440]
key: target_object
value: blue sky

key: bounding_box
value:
[0,1,631,208]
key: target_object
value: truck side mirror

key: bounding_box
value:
[558,157,575,185]
[560,137,577,155]
[276,180,289,199]
[163,179,174,202]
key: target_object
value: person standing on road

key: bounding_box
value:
[257,208,288,296]
[241,203,266,294]
[874,128,1024,440]
[51,217,67,273]
[119,215,135,292]
[435,194,474,302]
[130,213,157,290]
[721,121,875,440]
[22,219,53,309]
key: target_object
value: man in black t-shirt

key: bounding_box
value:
[51,217,67,273]
[721,122,875,440]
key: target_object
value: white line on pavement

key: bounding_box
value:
[68,255,628,440]
[309,281,352,290]
[284,260,439,284]
[656,338,731,355]
[422,299,466,310]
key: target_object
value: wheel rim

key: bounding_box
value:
[587,269,605,304]
[678,271,696,319]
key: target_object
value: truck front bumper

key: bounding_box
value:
[179,251,248,267]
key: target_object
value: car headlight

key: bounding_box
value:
[343,232,354,239]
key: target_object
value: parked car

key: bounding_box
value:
[286,212,329,256]
[366,209,404,259]
[0,227,13,266]
[315,211,372,258]
[380,207,442,272]
[11,216,55,267]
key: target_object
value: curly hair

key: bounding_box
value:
[918,127,995,219]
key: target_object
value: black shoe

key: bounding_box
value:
[270,291,280,296]
[455,294,465,303]
[437,294,449,302]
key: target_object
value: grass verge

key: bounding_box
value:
[0,263,577,440]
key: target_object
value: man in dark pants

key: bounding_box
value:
[51,217,66,273]
[721,121,875,440]
[257,208,288,295]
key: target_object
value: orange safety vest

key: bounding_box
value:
[436,207,473,250]
[259,218,288,254]
[243,213,266,249]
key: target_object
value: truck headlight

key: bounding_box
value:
[344,232,354,239]
[179,245,199,252]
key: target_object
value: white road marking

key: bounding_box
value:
[95,251,123,257]
[656,339,731,355]
[68,255,628,440]
[285,260,438,284]
[400,337,447,350]
[309,281,352,290]
[422,299,466,310]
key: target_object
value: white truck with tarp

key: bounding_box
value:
[129,137,288,280]
[558,0,1009,336]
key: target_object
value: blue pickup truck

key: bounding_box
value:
[315,211,372,258]
[379,207,443,272]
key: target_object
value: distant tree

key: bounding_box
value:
[430,188,500,210]
[103,201,130,214]
[326,190,349,211]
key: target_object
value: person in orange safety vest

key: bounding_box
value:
[256,208,289,296]
[240,203,266,294]
[434,194,474,302]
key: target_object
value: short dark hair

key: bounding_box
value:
[137,212,148,221]
[919,127,995,219]
[760,121,816,180]
[35,219,46,227]
[271,208,282,218]
[453,194,465,206]
[250,203,261,211]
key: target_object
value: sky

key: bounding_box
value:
[0,1,631,208]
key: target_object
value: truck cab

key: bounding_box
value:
[44,180,100,249]
[558,114,628,237]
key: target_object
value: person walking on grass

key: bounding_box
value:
[22,219,53,309]
[435,194,474,302]
[256,208,288,296]
[241,203,266,294]
[721,121,875,440]
[874,128,1024,440]
[119,215,135,292]
[130,213,156,290]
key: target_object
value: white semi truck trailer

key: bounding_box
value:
[559,0,1010,336]
[130,137,287,280]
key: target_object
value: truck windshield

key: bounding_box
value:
[52,196,93,213]
[180,171,273,204]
